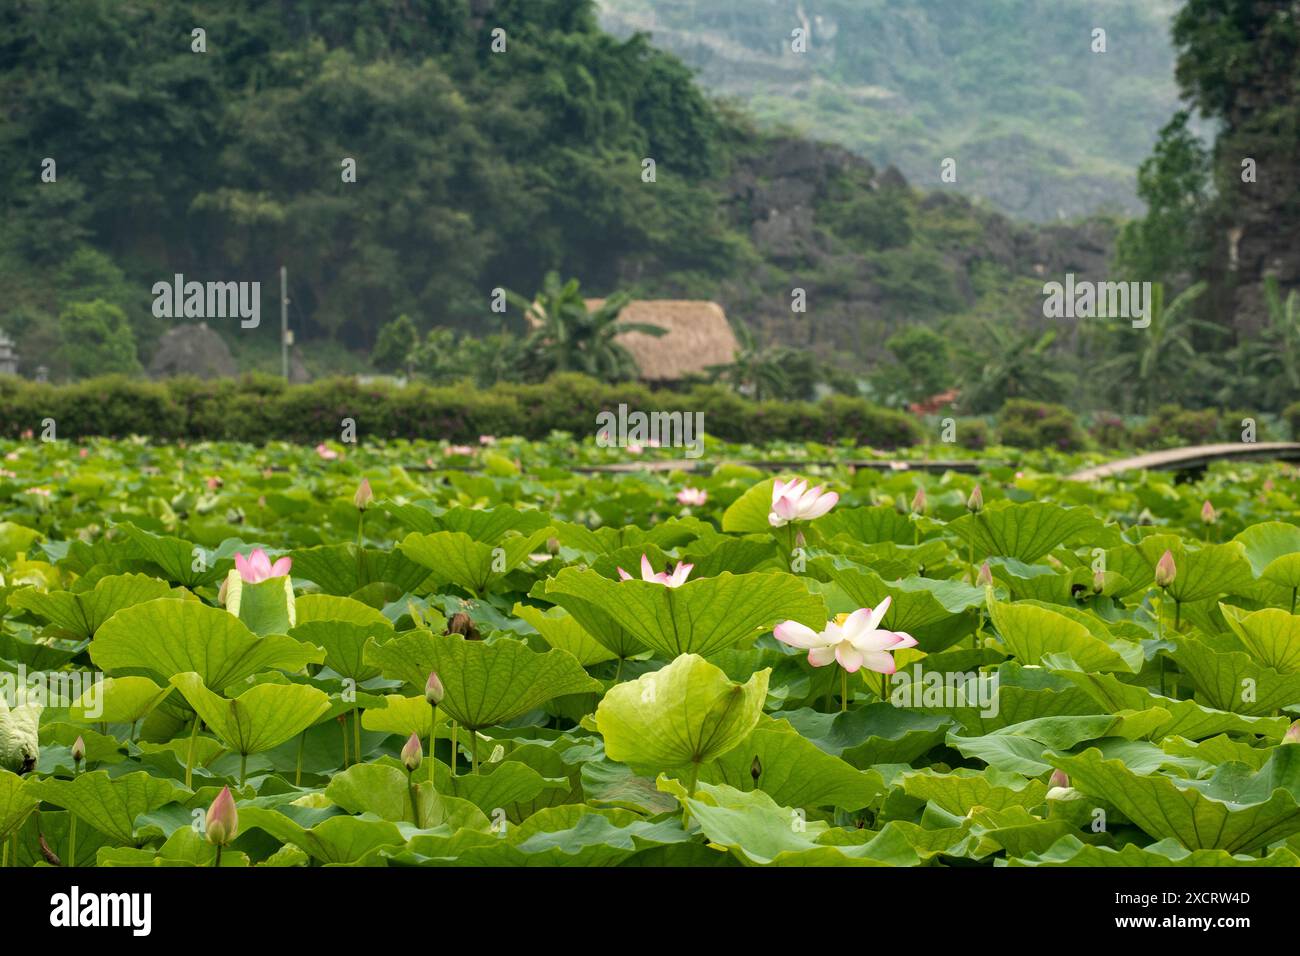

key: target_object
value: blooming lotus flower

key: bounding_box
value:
[617,553,693,588]
[315,443,339,461]
[234,548,292,583]
[478,435,496,446]
[677,487,708,507]
[401,733,423,773]
[425,671,445,706]
[774,598,917,674]
[206,786,239,846]
[768,478,838,527]
[1200,499,1216,524]
[966,485,983,513]
[354,477,374,511]
[1154,549,1177,588]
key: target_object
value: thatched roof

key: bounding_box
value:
[588,299,739,382]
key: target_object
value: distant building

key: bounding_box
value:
[584,299,739,384]
[0,332,17,376]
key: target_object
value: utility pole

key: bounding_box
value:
[280,265,290,381]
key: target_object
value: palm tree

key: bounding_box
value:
[1092,281,1211,411]
[506,273,662,382]
[955,320,1072,413]
[706,322,791,401]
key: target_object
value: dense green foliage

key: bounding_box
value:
[3,437,1300,868]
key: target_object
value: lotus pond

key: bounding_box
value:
[2,435,1300,867]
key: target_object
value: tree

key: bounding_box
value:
[955,321,1072,413]
[507,273,661,382]
[707,322,791,402]
[372,315,419,375]
[54,300,140,379]
[881,326,952,404]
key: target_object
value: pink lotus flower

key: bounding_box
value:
[677,487,708,507]
[1200,499,1216,524]
[206,476,222,490]
[354,477,374,511]
[627,443,644,455]
[768,478,838,527]
[774,598,917,674]
[448,445,474,456]
[79,447,89,459]
[617,553,693,588]
[234,548,292,583]
[401,733,423,773]
[1154,549,1177,588]
[479,435,496,446]
[315,443,339,461]
[206,785,239,846]
[425,671,445,705]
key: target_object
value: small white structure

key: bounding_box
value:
[0,332,17,376]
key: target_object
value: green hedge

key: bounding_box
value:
[0,374,923,448]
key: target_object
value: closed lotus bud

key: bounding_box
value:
[1200,499,1216,524]
[401,733,423,773]
[1284,721,1300,745]
[206,785,239,846]
[546,536,560,555]
[425,670,445,705]
[1154,549,1177,588]
[976,562,993,588]
[354,477,374,511]
[750,755,762,783]
[1049,769,1069,789]
[217,574,230,606]
[910,487,926,515]
[794,530,806,549]
[446,611,480,641]
[966,485,983,513]
[1093,569,1106,594]
[71,735,86,764]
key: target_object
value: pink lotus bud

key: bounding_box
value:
[1154,549,1177,588]
[71,736,86,763]
[354,477,374,511]
[966,485,983,513]
[206,785,239,846]
[401,733,423,772]
[1093,569,1106,594]
[1284,721,1300,745]
[425,671,445,705]
[911,487,926,515]
[1049,769,1069,789]
[976,562,993,587]
[1200,500,1216,524]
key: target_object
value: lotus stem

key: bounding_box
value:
[295,730,306,787]
[355,512,366,585]
[880,670,889,703]
[470,731,479,775]
[449,721,457,777]
[841,667,848,712]
[340,715,350,767]
[428,704,438,784]
[1292,588,1297,615]
[239,751,248,787]
[682,762,701,827]
[185,715,200,789]
[353,706,362,764]
[214,845,223,868]
[614,657,624,683]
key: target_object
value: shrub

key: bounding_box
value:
[1089,413,1132,449]
[997,400,1085,451]
[1132,405,1220,447]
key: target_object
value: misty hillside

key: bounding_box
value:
[597,0,1185,221]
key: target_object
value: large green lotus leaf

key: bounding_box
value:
[170,672,332,756]
[825,539,951,581]
[595,654,769,774]
[294,593,391,628]
[814,562,983,652]
[948,502,1107,562]
[582,760,681,816]
[941,662,1101,735]
[0,521,42,555]
[239,807,405,865]
[1055,669,1289,740]
[0,769,37,840]
[947,710,1172,776]
[525,577,647,659]
[7,573,181,639]
[1172,635,1300,715]
[400,529,550,595]
[542,567,825,658]
[433,759,568,818]
[700,716,880,810]
[223,571,295,637]
[361,695,437,738]
[1051,746,1300,853]
[288,544,430,596]
[513,603,617,666]
[1235,521,1300,590]
[721,478,779,534]
[366,631,601,728]
[1163,734,1274,770]
[69,676,171,724]
[812,505,916,545]
[988,597,1143,672]
[324,762,489,831]
[900,767,1049,815]
[92,599,323,687]
[288,620,394,682]
[28,770,186,845]
[117,524,228,587]
[1136,536,1256,604]
[1009,834,1300,867]
[1220,605,1300,673]
[665,779,910,866]
[681,537,782,578]
[782,703,951,767]
[383,503,552,542]
[550,517,709,557]
[964,805,1076,859]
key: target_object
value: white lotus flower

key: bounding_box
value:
[774,597,917,673]
[617,553,693,588]
[768,478,838,527]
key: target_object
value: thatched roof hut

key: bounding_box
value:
[587,299,739,383]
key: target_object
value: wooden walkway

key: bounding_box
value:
[575,458,985,474]
[1068,442,1300,481]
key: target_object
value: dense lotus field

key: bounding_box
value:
[3,434,1300,867]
